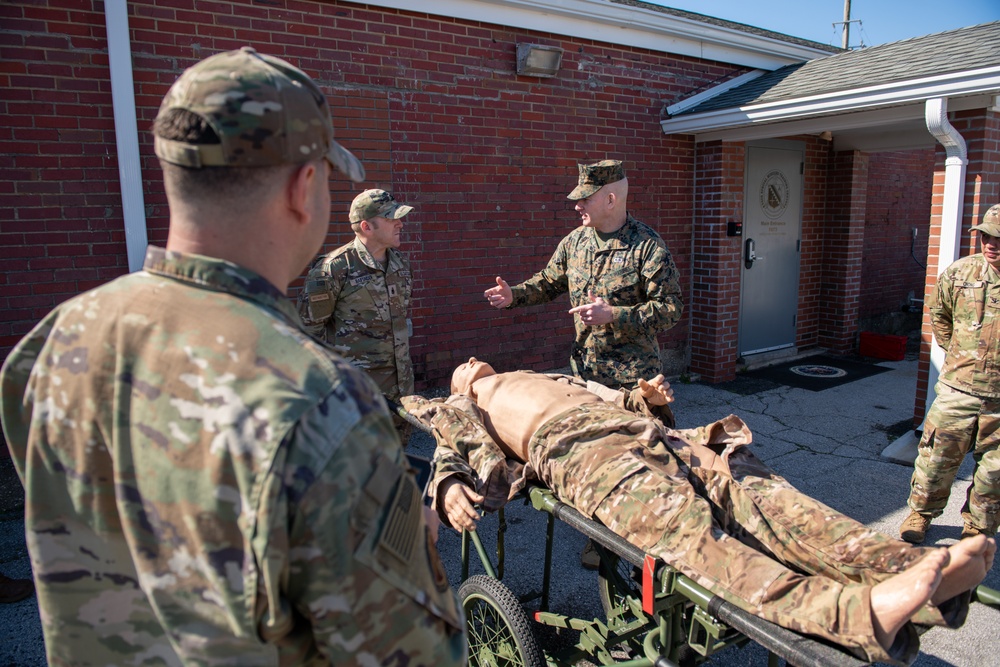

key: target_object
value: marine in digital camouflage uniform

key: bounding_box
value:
[485,160,683,387]
[402,363,981,666]
[902,203,1000,543]
[1,47,464,666]
[298,189,415,441]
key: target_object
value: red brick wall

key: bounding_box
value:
[860,149,934,319]
[689,141,744,382]
[818,150,867,353]
[1,3,132,357]
[0,0,752,388]
[796,138,833,351]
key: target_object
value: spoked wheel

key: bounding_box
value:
[597,548,648,657]
[597,548,642,624]
[460,574,545,667]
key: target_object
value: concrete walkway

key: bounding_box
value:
[2,357,997,665]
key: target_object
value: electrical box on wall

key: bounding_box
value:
[727,221,743,237]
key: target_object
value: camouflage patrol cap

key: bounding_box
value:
[970,204,1000,237]
[153,46,365,182]
[567,159,626,200]
[350,189,413,223]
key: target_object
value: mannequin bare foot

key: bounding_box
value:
[871,549,948,651]
[933,535,996,605]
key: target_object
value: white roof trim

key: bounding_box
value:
[340,0,834,69]
[665,70,767,115]
[693,93,994,145]
[661,65,1000,135]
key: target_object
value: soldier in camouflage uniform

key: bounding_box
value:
[901,204,1000,543]
[402,358,996,666]
[298,188,415,442]
[0,47,465,666]
[484,160,683,388]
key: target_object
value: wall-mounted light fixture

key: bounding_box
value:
[516,43,563,77]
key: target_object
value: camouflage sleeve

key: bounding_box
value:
[620,385,676,428]
[611,242,683,337]
[271,398,466,666]
[0,312,54,480]
[400,395,514,518]
[582,378,675,428]
[929,267,954,350]
[509,237,570,308]
[296,258,342,341]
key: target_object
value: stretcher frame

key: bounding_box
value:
[397,403,1000,667]
[458,484,876,667]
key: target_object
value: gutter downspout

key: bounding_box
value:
[105,0,148,272]
[882,97,967,464]
[923,97,967,418]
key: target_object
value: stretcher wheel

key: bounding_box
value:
[460,574,544,667]
[597,550,644,655]
[597,550,641,621]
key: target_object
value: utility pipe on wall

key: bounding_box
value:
[105,0,148,272]
[922,97,967,417]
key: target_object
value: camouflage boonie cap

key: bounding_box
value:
[153,46,365,182]
[350,189,414,223]
[567,159,626,200]
[971,203,1000,237]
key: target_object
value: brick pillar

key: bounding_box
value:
[689,141,744,383]
[913,107,1000,425]
[820,150,868,353]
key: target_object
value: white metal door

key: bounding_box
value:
[739,144,803,355]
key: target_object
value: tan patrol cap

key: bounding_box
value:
[971,204,1000,237]
[350,189,413,223]
[567,159,626,200]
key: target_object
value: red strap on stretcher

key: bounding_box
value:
[642,553,656,615]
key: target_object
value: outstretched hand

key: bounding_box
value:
[484,276,512,309]
[637,374,673,406]
[440,477,485,532]
[568,291,613,326]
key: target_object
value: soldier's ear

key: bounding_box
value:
[287,160,320,225]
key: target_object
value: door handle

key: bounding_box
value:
[744,237,756,269]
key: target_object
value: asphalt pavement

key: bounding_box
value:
[1,356,997,665]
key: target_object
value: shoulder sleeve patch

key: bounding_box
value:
[303,276,334,323]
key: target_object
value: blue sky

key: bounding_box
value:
[647,1,999,47]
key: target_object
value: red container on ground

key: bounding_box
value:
[859,331,907,361]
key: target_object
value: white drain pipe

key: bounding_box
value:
[923,97,967,418]
[105,0,148,272]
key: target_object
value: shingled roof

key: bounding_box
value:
[672,21,1000,117]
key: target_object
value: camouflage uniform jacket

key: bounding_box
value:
[297,237,414,401]
[0,247,464,667]
[401,373,681,521]
[930,253,1000,398]
[507,214,682,386]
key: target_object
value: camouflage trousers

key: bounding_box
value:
[908,382,1000,534]
[569,433,962,665]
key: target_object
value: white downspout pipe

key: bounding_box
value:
[923,97,967,418]
[105,0,148,272]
